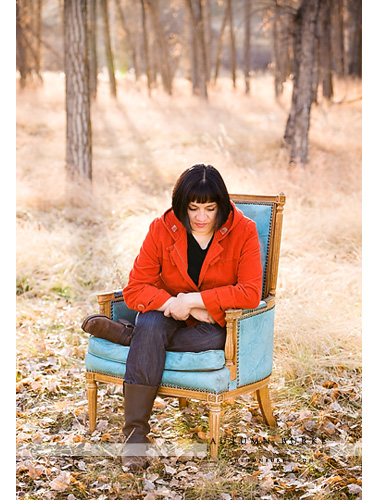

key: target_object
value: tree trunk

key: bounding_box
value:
[284,0,320,166]
[186,0,207,98]
[35,0,43,82]
[318,0,333,100]
[146,0,173,95]
[140,0,152,94]
[64,0,92,192]
[88,0,98,99]
[203,0,212,82]
[194,0,208,96]
[272,4,280,98]
[243,0,251,94]
[213,7,227,84]
[348,0,361,77]
[284,8,301,144]
[16,0,43,87]
[186,0,199,94]
[100,0,117,98]
[331,0,345,77]
[16,0,30,88]
[311,32,320,104]
[115,0,140,82]
[226,0,236,88]
[273,0,291,98]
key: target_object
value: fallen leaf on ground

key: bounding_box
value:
[49,471,71,491]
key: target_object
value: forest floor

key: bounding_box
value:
[16,72,362,499]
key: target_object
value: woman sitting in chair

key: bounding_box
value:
[82,163,263,470]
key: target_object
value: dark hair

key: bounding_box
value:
[172,163,231,232]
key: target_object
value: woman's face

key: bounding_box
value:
[187,200,218,234]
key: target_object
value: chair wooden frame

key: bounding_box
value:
[85,193,286,459]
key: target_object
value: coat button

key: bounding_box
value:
[137,304,145,311]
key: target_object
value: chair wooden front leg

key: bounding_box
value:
[256,384,276,426]
[179,397,188,408]
[87,378,98,433]
[208,401,222,459]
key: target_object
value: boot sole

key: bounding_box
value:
[121,456,149,471]
[81,314,109,332]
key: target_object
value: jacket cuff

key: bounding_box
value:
[200,288,231,326]
[146,289,173,312]
[123,288,173,313]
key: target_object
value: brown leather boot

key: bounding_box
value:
[81,314,134,346]
[121,382,159,471]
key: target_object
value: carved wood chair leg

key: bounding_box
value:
[209,402,222,459]
[179,397,188,408]
[88,379,98,433]
[256,384,276,426]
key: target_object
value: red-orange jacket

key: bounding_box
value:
[122,202,263,327]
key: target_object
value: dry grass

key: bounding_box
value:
[17,71,361,377]
[16,72,361,498]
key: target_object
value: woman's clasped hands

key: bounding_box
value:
[163,293,215,324]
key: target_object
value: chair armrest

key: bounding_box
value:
[235,304,275,386]
[96,290,138,324]
[224,296,275,381]
[96,290,124,317]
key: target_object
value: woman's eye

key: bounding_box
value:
[188,205,216,211]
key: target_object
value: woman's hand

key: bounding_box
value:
[189,307,216,324]
[163,293,192,321]
[162,293,215,323]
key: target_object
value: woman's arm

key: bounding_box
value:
[189,307,216,324]
[200,221,263,326]
[123,219,174,313]
[163,292,213,320]
[157,297,176,313]
[158,295,215,323]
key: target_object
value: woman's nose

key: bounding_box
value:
[196,210,207,221]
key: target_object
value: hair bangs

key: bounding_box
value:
[188,181,219,205]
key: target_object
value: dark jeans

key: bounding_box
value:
[124,311,226,386]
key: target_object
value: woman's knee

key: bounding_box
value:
[134,311,178,342]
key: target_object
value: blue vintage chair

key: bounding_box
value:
[85,193,286,458]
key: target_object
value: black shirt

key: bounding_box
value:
[187,232,214,286]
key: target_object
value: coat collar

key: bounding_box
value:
[161,202,243,288]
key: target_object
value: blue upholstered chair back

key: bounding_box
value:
[234,201,273,300]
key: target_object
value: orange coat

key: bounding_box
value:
[123,202,263,327]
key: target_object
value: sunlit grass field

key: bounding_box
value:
[16,72,362,498]
[16,72,361,376]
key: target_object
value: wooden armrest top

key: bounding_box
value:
[225,296,275,321]
[97,289,123,301]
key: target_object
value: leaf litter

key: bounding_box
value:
[16,334,362,500]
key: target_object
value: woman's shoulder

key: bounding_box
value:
[148,208,184,238]
[236,218,258,243]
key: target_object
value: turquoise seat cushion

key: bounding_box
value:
[85,351,231,394]
[87,336,226,372]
